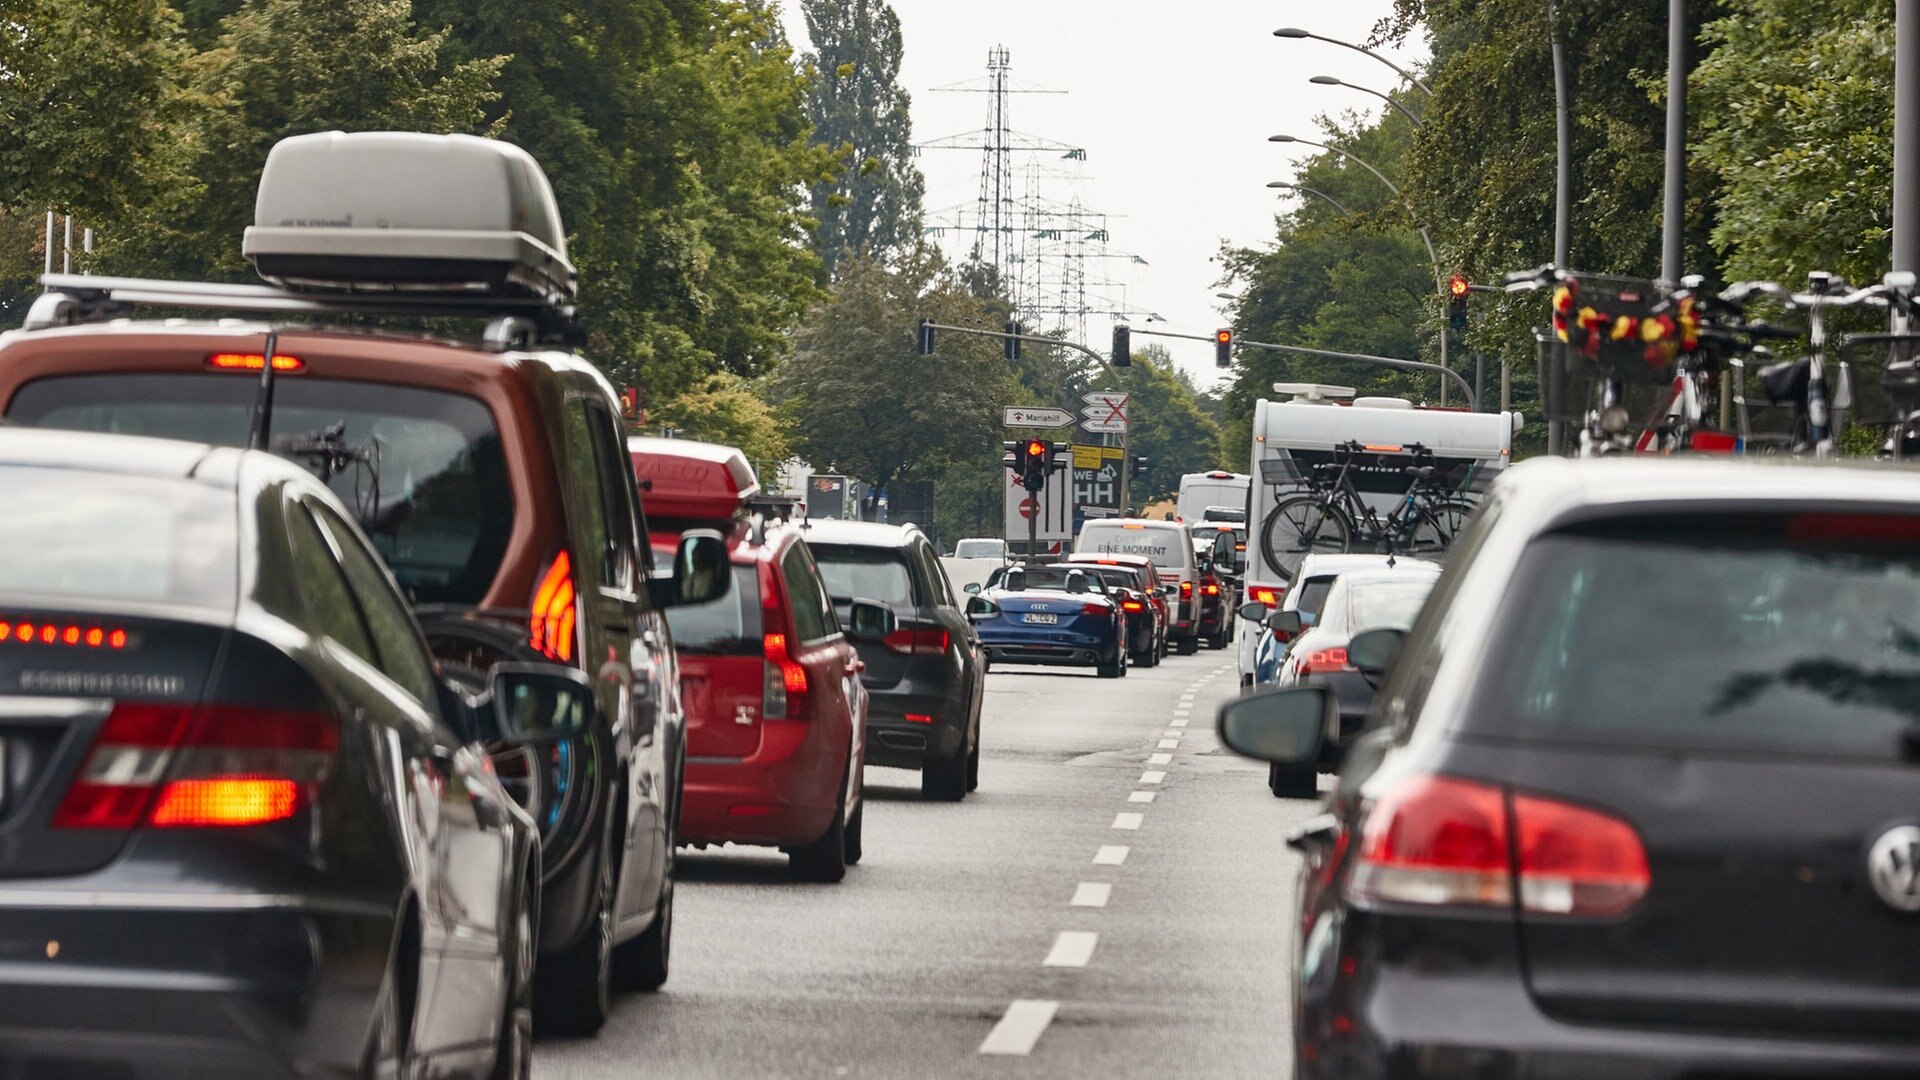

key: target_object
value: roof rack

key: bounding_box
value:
[23,273,582,350]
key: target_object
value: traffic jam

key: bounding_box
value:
[2,124,1920,1080]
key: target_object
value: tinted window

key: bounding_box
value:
[580,399,641,591]
[1003,567,1111,593]
[559,399,611,591]
[0,468,235,611]
[1293,576,1337,618]
[784,545,834,643]
[1470,512,1920,758]
[811,544,916,609]
[914,541,954,607]
[663,564,762,655]
[284,504,376,664]
[311,502,439,707]
[1347,579,1437,631]
[9,374,511,605]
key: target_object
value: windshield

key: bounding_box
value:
[953,539,1003,558]
[1346,578,1436,631]
[1001,567,1111,593]
[1474,514,1920,758]
[0,468,236,611]
[8,374,511,605]
[809,545,917,608]
[663,564,762,656]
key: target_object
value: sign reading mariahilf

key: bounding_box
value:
[1003,405,1076,429]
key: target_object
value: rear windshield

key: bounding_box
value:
[0,467,235,611]
[1470,512,1920,758]
[1003,567,1112,593]
[8,374,511,606]
[1078,524,1185,569]
[954,539,1003,558]
[1347,579,1436,631]
[663,564,762,656]
[810,545,917,608]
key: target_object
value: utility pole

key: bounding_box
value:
[1897,0,1919,293]
[1547,0,1573,455]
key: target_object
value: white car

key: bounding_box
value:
[1237,552,1440,686]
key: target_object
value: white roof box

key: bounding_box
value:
[243,131,576,305]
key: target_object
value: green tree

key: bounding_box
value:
[650,373,792,484]
[801,0,925,277]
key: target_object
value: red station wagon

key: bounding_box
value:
[631,438,885,882]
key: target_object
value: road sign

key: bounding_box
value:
[1004,471,1071,544]
[1004,405,1075,428]
[1018,497,1037,520]
[1071,445,1124,528]
[1081,392,1129,433]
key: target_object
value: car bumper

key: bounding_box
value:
[864,687,968,768]
[0,888,393,1079]
[978,630,1119,670]
[682,719,844,847]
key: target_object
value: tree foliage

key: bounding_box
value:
[801,0,924,278]
[652,373,792,483]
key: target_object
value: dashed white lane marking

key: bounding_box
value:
[1157,739,1180,749]
[1148,752,1173,765]
[1044,931,1099,967]
[1094,845,1129,865]
[1128,791,1156,803]
[1112,812,1144,830]
[1071,882,1112,907]
[1140,769,1167,784]
[1165,728,1183,737]
[1171,717,1189,727]
[980,1000,1060,1056]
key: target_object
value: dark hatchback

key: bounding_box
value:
[801,521,985,802]
[1222,458,1920,1078]
[0,429,578,1078]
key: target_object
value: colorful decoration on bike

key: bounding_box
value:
[1552,277,1700,372]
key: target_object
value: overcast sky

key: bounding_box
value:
[777,1,1425,389]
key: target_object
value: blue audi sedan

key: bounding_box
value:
[969,564,1128,678]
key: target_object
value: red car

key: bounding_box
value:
[630,438,883,882]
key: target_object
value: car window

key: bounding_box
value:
[783,544,835,642]
[559,397,611,592]
[581,398,642,592]
[1292,576,1338,619]
[309,501,440,709]
[663,563,762,655]
[916,541,955,607]
[954,539,1003,558]
[1347,579,1437,632]
[283,501,377,665]
[811,544,917,609]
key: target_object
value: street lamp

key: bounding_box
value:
[1265,180,1352,215]
[1274,28,1432,96]
[1308,75,1423,129]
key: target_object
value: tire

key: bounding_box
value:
[1176,635,1199,656]
[1269,762,1318,799]
[922,752,968,801]
[535,825,614,1036]
[1136,641,1159,668]
[789,776,850,883]
[844,794,866,864]
[965,741,979,792]
[1260,496,1352,581]
[1097,651,1123,678]
[611,873,672,991]
[490,875,537,1080]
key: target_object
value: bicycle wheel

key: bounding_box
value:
[1416,498,1475,552]
[1260,496,1352,582]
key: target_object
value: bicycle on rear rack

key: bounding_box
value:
[1833,272,1920,461]
[1257,441,1475,578]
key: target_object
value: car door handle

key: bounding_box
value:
[1286,813,1341,850]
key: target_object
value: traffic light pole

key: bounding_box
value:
[919,320,1133,515]
[1125,327,1480,411]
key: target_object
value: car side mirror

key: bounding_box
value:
[1161,584,1178,597]
[1217,686,1330,765]
[650,529,730,610]
[489,662,594,744]
[1266,609,1303,635]
[1210,531,1236,565]
[966,596,1001,621]
[964,582,982,595]
[1347,627,1406,676]
[1238,601,1268,622]
[846,598,896,643]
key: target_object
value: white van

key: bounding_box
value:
[1236,383,1522,682]
[1075,518,1203,653]
[1175,471,1250,524]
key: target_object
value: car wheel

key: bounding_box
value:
[922,752,968,801]
[965,740,980,792]
[1096,653,1123,678]
[789,776,850,883]
[612,860,673,991]
[535,821,614,1035]
[1137,644,1158,668]
[1176,636,1199,656]
[490,877,537,1080]
[1269,762,1318,799]
[844,789,866,864]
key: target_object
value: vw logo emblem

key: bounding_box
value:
[1867,825,1920,913]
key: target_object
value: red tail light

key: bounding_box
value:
[1180,581,1193,598]
[1249,586,1282,608]
[207,352,305,373]
[54,703,337,829]
[1202,583,1221,596]
[763,633,809,720]
[1296,647,1351,674]
[529,551,577,662]
[884,626,949,655]
[1349,775,1649,917]
[1121,600,1144,612]
[0,618,130,648]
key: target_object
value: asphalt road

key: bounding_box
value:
[536,650,1316,1079]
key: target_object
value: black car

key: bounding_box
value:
[1222,457,1920,1078]
[0,429,582,1078]
[803,521,986,801]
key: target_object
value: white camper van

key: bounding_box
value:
[1235,383,1522,683]
[1174,471,1250,524]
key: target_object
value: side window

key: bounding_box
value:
[310,502,440,709]
[284,503,377,667]
[580,398,641,592]
[1381,494,1505,740]
[559,398,610,591]
[783,544,835,643]
[918,541,956,607]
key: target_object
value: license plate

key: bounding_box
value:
[1022,613,1059,625]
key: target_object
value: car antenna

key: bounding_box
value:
[247,329,280,451]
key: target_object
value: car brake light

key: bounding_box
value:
[1202,583,1220,596]
[1349,775,1650,918]
[763,633,809,720]
[1121,600,1144,612]
[1249,587,1281,608]
[904,713,936,724]
[0,618,130,648]
[529,551,577,662]
[1180,581,1193,598]
[207,352,304,372]
[883,627,949,655]
[1080,603,1109,616]
[54,703,337,829]
[1296,647,1351,674]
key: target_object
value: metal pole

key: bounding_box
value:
[1896,0,1919,280]
[44,212,54,275]
[1240,339,1479,410]
[1662,0,1686,286]
[62,216,72,275]
[1548,0,1572,456]
[1475,353,1487,413]
[1501,355,1512,413]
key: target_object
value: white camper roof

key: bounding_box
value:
[1254,393,1520,459]
[243,131,576,305]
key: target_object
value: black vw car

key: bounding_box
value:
[0,428,587,1078]
[1222,457,1920,1078]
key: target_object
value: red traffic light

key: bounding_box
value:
[1214,328,1232,345]
[1025,440,1047,458]
[1448,274,1470,298]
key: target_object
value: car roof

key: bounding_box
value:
[1294,553,1441,579]
[1328,567,1442,590]
[0,426,237,484]
[1081,517,1184,531]
[801,519,921,547]
[1496,456,1920,520]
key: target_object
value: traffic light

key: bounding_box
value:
[1021,438,1050,492]
[917,318,935,356]
[1447,275,1469,331]
[1001,440,1020,476]
[1112,324,1131,368]
[1214,328,1233,368]
[1003,321,1023,360]
[1131,455,1150,479]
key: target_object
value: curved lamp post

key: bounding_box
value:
[1308,75,1423,129]
[1265,180,1352,215]
[1274,28,1432,96]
